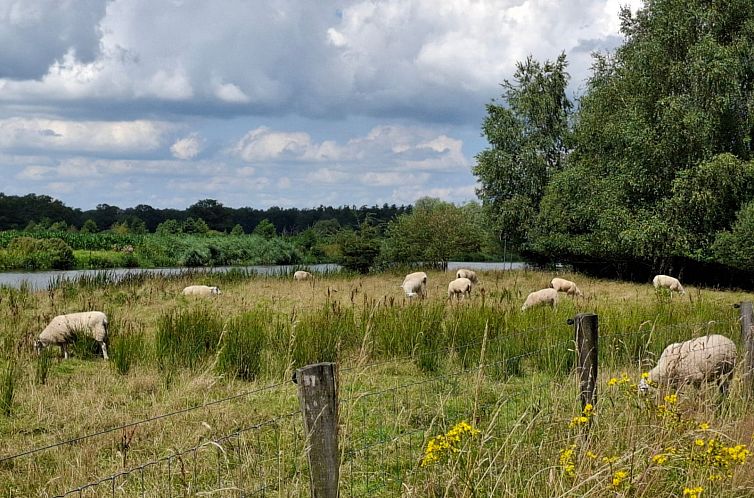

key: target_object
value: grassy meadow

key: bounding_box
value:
[0,268,753,496]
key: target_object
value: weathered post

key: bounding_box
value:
[295,362,339,498]
[738,302,754,386]
[572,313,598,409]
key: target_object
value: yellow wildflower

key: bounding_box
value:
[664,393,678,405]
[602,455,618,464]
[695,439,705,447]
[652,453,668,465]
[559,445,577,477]
[641,372,649,379]
[612,470,628,488]
[683,486,703,498]
[586,451,598,459]
[420,420,480,467]
[697,422,710,431]
[607,377,618,386]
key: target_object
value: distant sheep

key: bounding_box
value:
[401,272,427,299]
[550,277,583,297]
[447,277,473,301]
[639,334,736,395]
[294,270,313,281]
[35,311,109,360]
[521,288,559,311]
[182,285,221,296]
[455,269,478,284]
[652,275,685,295]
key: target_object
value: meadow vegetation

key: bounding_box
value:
[0,269,752,496]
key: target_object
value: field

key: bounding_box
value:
[0,269,753,497]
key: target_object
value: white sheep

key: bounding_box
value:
[455,269,478,284]
[521,288,559,311]
[550,277,583,297]
[447,277,473,301]
[35,311,109,360]
[182,285,221,296]
[403,271,427,285]
[652,275,685,295]
[401,276,427,299]
[639,334,736,394]
[293,270,313,281]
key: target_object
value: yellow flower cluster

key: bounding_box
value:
[611,470,629,488]
[683,486,704,498]
[569,403,594,428]
[421,421,480,467]
[559,444,577,477]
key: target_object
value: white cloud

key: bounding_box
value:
[233,127,342,162]
[361,171,429,187]
[0,117,169,153]
[391,183,478,205]
[170,133,204,160]
[15,165,55,180]
[305,167,350,184]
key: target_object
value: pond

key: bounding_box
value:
[0,261,528,290]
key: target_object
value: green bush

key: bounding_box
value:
[6,236,75,270]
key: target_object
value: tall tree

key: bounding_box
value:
[473,53,572,245]
[531,0,754,270]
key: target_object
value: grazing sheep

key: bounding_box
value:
[35,311,109,360]
[639,334,736,395]
[403,272,427,285]
[182,285,221,296]
[550,277,583,297]
[455,269,478,284]
[521,288,559,311]
[652,275,685,295]
[447,277,473,301]
[294,270,313,281]
[401,276,427,299]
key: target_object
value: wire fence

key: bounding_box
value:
[4,310,748,497]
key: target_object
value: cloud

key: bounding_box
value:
[171,133,204,160]
[0,0,639,123]
[0,117,169,154]
[233,127,341,162]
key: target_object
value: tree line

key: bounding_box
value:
[474,0,754,285]
[0,194,410,235]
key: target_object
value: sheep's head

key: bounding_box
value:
[406,292,418,299]
[34,339,45,356]
[211,286,221,294]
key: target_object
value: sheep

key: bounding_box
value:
[447,277,473,301]
[401,276,427,299]
[182,285,221,296]
[294,270,313,281]
[521,288,559,311]
[403,271,427,285]
[639,334,736,395]
[550,277,583,297]
[35,311,109,360]
[455,269,478,284]
[652,275,685,296]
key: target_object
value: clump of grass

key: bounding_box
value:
[292,301,354,367]
[35,349,54,385]
[217,310,269,380]
[0,361,18,416]
[110,332,145,375]
[155,307,224,371]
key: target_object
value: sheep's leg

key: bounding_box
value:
[100,341,109,360]
[61,343,68,360]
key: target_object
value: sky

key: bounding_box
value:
[0,0,642,211]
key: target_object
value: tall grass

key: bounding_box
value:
[155,307,224,371]
[0,361,18,416]
[291,301,355,367]
[217,310,269,380]
[110,331,145,375]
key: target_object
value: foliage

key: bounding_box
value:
[80,219,98,233]
[252,218,276,239]
[2,236,76,270]
[216,311,268,380]
[337,221,381,274]
[155,307,224,371]
[230,223,245,235]
[473,53,572,245]
[381,198,487,268]
[527,0,754,271]
[711,200,754,270]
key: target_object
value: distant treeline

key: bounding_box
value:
[0,194,411,234]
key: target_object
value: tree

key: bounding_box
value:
[530,0,754,270]
[230,224,245,236]
[381,198,486,269]
[156,219,182,235]
[473,53,572,246]
[81,219,98,233]
[338,220,381,274]
[182,217,209,234]
[252,219,276,239]
[188,199,231,232]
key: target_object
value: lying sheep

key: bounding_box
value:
[455,269,478,284]
[639,334,736,395]
[35,311,109,360]
[400,275,427,299]
[294,270,313,281]
[447,277,473,301]
[550,277,583,297]
[652,275,685,295]
[521,288,559,311]
[182,285,221,296]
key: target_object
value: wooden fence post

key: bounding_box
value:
[295,362,339,498]
[572,313,598,409]
[738,302,754,387]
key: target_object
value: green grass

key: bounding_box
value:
[0,269,752,496]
